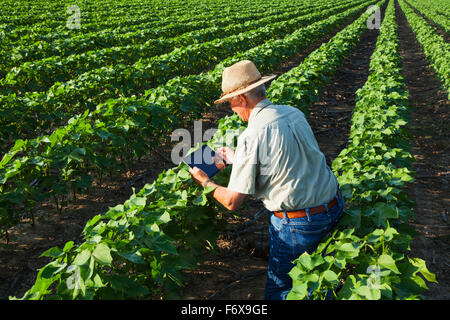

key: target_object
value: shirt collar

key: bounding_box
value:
[248,98,272,127]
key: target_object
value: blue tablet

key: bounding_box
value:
[182,145,220,178]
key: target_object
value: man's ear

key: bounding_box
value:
[238,94,247,107]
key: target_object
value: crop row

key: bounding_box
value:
[0,1,307,75]
[2,0,350,94]
[406,0,450,33]
[0,0,375,248]
[286,0,436,300]
[0,0,320,58]
[0,1,158,26]
[399,0,450,98]
[0,0,148,16]
[0,0,249,28]
[0,0,367,146]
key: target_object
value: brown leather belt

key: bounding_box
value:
[274,191,341,219]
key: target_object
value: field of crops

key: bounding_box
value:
[0,0,448,301]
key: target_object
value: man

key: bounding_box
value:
[189,60,344,300]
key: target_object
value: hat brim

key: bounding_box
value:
[214,75,277,104]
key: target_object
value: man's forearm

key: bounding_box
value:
[206,181,246,211]
[188,166,245,210]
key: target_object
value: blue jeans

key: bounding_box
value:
[264,190,344,300]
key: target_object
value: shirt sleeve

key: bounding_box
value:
[227,133,259,195]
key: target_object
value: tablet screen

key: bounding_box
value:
[182,145,220,178]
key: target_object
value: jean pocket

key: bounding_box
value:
[289,221,334,253]
[270,216,292,245]
[290,223,331,236]
[270,214,283,232]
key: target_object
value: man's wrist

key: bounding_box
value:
[202,179,212,188]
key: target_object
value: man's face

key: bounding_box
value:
[228,95,251,121]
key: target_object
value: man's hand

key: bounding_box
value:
[215,147,235,165]
[212,153,226,171]
[189,167,210,187]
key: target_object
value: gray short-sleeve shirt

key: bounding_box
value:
[227,98,338,212]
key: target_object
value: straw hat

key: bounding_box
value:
[214,60,276,104]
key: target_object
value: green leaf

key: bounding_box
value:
[322,270,339,284]
[356,285,381,300]
[337,242,359,252]
[338,275,358,300]
[378,254,400,274]
[73,147,86,155]
[63,241,74,252]
[147,223,160,233]
[40,261,67,279]
[176,168,191,180]
[409,257,437,283]
[295,253,325,271]
[40,246,65,259]
[193,193,208,206]
[73,249,91,266]
[158,211,171,224]
[119,250,145,264]
[203,182,217,194]
[92,243,112,265]
[68,150,83,162]
[367,229,384,243]
[107,275,149,298]
[287,282,308,300]
[384,226,399,242]
[128,196,147,208]
[373,202,398,226]
[65,265,85,299]
[145,235,178,256]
